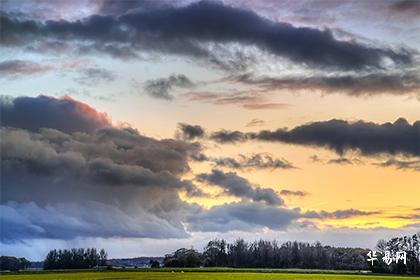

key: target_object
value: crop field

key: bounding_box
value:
[0,269,416,280]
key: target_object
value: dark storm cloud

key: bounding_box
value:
[177,123,205,140]
[0,95,111,133]
[0,95,387,242]
[144,74,194,100]
[187,201,377,232]
[0,123,201,241]
[0,95,206,242]
[0,60,52,77]
[0,125,200,193]
[0,201,190,242]
[196,169,284,206]
[213,153,295,170]
[0,1,413,70]
[98,0,165,16]
[253,118,420,157]
[118,1,413,70]
[280,189,308,197]
[187,202,300,232]
[231,72,420,96]
[208,118,420,157]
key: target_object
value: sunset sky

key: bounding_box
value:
[0,0,419,260]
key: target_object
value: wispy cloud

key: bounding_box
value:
[143,74,195,100]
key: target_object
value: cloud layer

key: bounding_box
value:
[144,74,194,100]
[0,95,383,243]
[1,1,413,70]
[197,169,284,206]
[191,118,419,157]
[0,95,111,133]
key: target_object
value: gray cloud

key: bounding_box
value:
[98,0,166,16]
[280,189,308,197]
[187,202,377,232]
[253,118,420,157]
[196,169,284,206]
[177,123,205,141]
[210,129,247,143]
[374,158,420,171]
[144,74,194,100]
[327,157,363,165]
[0,95,205,242]
[187,202,300,232]
[0,60,52,77]
[0,95,393,243]
[0,126,199,242]
[0,1,413,71]
[303,209,380,219]
[213,153,295,170]
[207,118,420,157]
[242,103,290,110]
[183,90,290,110]
[388,0,420,18]
[246,118,264,127]
[231,72,420,97]
[389,213,420,220]
[0,95,111,133]
[74,68,116,86]
[0,201,189,242]
[0,124,202,242]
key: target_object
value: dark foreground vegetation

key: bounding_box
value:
[163,240,369,270]
[163,233,419,275]
[43,248,107,270]
[372,233,420,275]
[0,257,30,272]
[1,233,418,275]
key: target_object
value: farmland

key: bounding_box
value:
[0,269,417,280]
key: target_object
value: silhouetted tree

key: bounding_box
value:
[43,248,108,270]
[149,259,160,268]
[0,256,30,271]
[163,248,202,267]
[372,232,420,275]
[168,239,372,270]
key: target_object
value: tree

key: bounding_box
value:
[43,248,108,270]
[372,232,420,275]
[99,249,108,266]
[203,239,227,267]
[163,248,202,267]
[0,256,30,271]
[149,260,160,268]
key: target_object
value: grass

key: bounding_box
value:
[0,269,417,280]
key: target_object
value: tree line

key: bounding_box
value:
[163,239,369,270]
[43,248,107,270]
[372,232,420,275]
[2,233,418,274]
[163,233,420,275]
[0,256,30,271]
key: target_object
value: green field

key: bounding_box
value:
[0,269,417,280]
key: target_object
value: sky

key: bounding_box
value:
[0,0,419,261]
